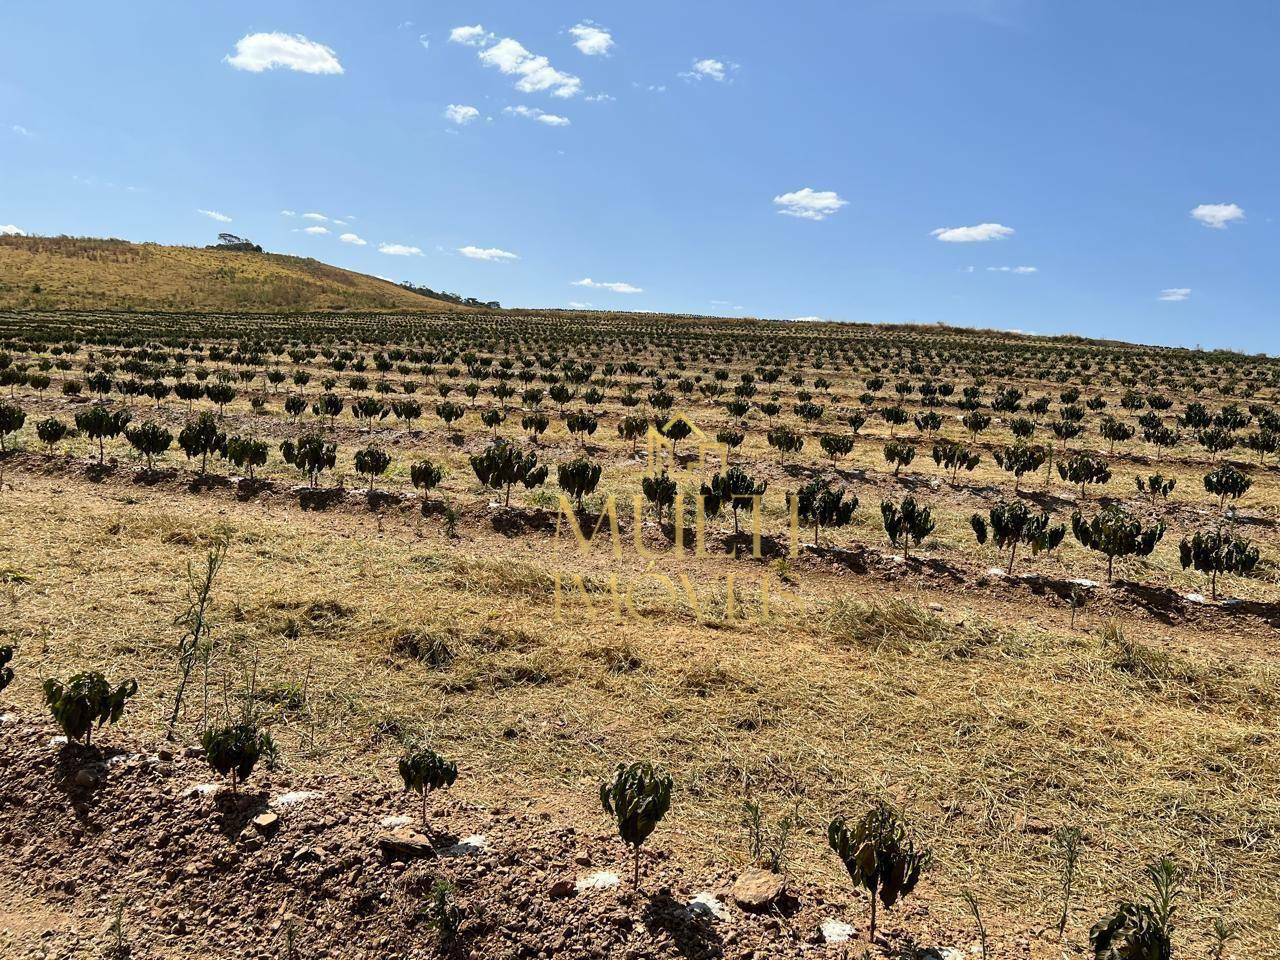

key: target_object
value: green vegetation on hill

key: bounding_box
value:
[0,236,483,314]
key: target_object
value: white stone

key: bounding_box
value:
[1069,578,1099,588]
[575,870,620,892]
[380,815,413,828]
[0,712,17,724]
[441,834,488,857]
[1184,592,1208,605]
[688,892,729,921]
[185,783,221,796]
[987,567,1006,578]
[49,735,68,747]
[271,790,322,809]
[819,919,856,943]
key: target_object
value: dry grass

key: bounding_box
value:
[0,236,478,312]
[1,470,1277,955]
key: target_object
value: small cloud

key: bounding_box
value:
[197,209,232,223]
[931,223,1014,242]
[224,32,343,75]
[570,22,614,56]
[449,25,494,47]
[1190,203,1244,229]
[303,225,329,235]
[1159,287,1191,302]
[332,219,346,226]
[573,277,642,294]
[302,212,327,221]
[504,105,570,126]
[379,243,423,256]
[339,233,367,245]
[11,124,32,137]
[773,188,848,221]
[281,209,297,217]
[0,224,26,236]
[444,104,481,125]
[986,265,1038,274]
[476,35,581,98]
[418,35,430,51]
[459,245,519,261]
[680,58,737,82]
[585,93,615,103]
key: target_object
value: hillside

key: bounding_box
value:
[0,236,480,313]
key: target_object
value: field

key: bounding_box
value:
[1,307,1277,959]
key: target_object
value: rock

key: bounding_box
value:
[156,748,174,762]
[731,868,784,912]
[181,746,204,758]
[73,769,99,789]
[290,845,324,864]
[271,790,322,810]
[689,892,730,921]
[819,919,856,943]
[547,879,577,899]
[376,827,436,859]
[575,870,620,893]
[441,834,489,857]
[252,812,280,836]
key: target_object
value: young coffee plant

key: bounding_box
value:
[399,746,458,827]
[354,444,392,493]
[280,434,337,487]
[42,671,139,747]
[792,478,857,546]
[1071,504,1165,583]
[742,798,798,874]
[178,411,227,474]
[931,439,980,483]
[827,801,931,943]
[75,404,131,465]
[1135,474,1175,506]
[0,645,13,696]
[557,455,603,512]
[0,400,25,452]
[882,439,916,477]
[225,435,268,480]
[881,496,936,559]
[970,499,1065,576]
[36,417,68,454]
[410,459,445,498]
[1179,529,1259,599]
[600,761,673,887]
[1090,856,1179,960]
[1053,825,1084,938]
[201,720,278,793]
[1203,463,1252,509]
[470,441,547,507]
[125,421,173,471]
[994,443,1046,493]
[702,466,767,536]
[1057,451,1112,499]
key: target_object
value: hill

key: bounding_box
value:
[0,236,482,313]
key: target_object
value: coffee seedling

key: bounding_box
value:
[557,455,602,512]
[470,441,547,507]
[881,496,936,559]
[0,645,13,695]
[201,721,278,793]
[1090,855,1179,960]
[792,478,857,546]
[75,404,131,465]
[827,801,931,942]
[641,469,678,524]
[1179,529,1259,599]
[280,434,337,487]
[399,746,458,826]
[36,417,68,454]
[42,671,139,746]
[0,400,26,452]
[1135,474,1175,506]
[1071,505,1165,583]
[600,761,673,887]
[411,459,445,498]
[970,499,1065,576]
[1054,825,1083,937]
[1203,464,1252,509]
[354,444,392,493]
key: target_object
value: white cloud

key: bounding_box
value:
[504,105,570,126]
[302,212,327,221]
[444,104,481,125]
[585,93,616,103]
[332,219,346,227]
[931,223,1015,242]
[198,209,232,223]
[224,33,343,75]
[11,124,31,137]
[570,22,613,56]
[773,188,848,222]
[1159,288,1191,302]
[459,246,519,261]
[0,224,26,236]
[280,209,297,217]
[573,277,642,294]
[465,34,581,98]
[449,25,494,47]
[379,243,423,256]
[339,233,366,245]
[986,265,1038,274]
[1190,203,1244,229]
[418,35,430,52]
[303,225,329,235]
[681,58,737,82]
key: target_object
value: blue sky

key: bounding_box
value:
[1,1,1276,352]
